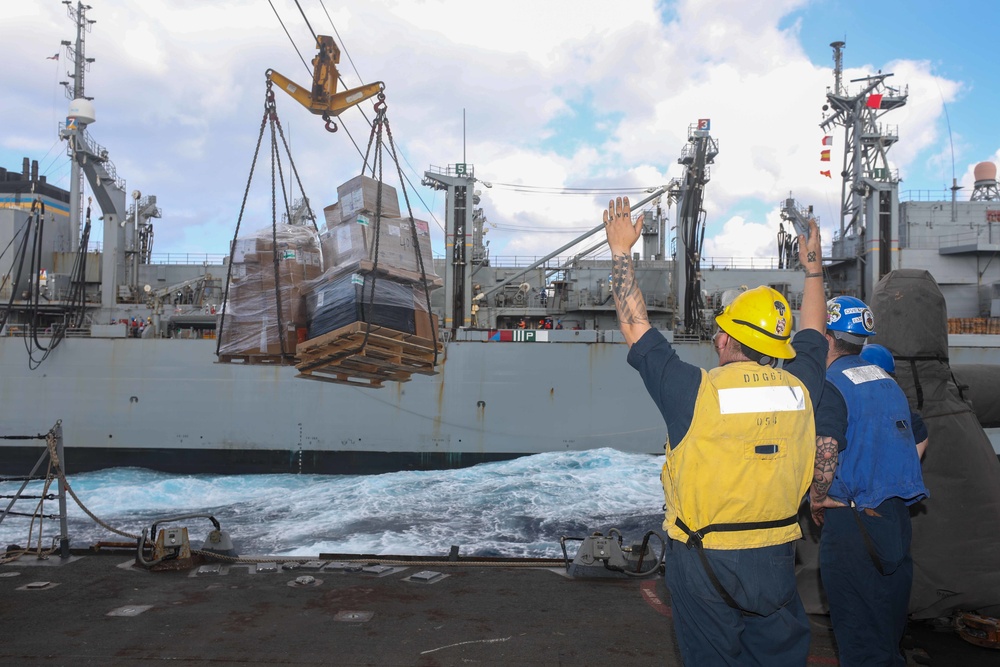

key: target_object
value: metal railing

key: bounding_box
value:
[937,229,1000,248]
[147,253,227,266]
[0,421,70,560]
[1,326,92,338]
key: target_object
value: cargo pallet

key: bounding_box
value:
[217,353,297,365]
[293,322,442,388]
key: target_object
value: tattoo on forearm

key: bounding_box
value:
[807,250,817,263]
[611,253,649,325]
[812,436,838,499]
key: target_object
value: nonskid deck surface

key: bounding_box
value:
[1,552,990,666]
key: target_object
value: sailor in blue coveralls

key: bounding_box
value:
[810,296,929,666]
[603,196,829,666]
[859,343,929,459]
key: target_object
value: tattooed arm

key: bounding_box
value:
[797,218,827,333]
[809,435,846,525]
[604,197,651,346]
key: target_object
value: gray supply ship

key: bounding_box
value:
[1,9,998,474]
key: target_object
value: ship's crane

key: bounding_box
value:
[675,121,719,336]
[265,35,384,133]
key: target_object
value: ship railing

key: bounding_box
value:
[0,421,71,559]
[489,254,799,270]
[672,331,703,343]
[700,256,787,270]
[148,253,227,265]
[938,229,1000,248]
[426,163,475,179]
[1,326,91,338]
[901,189,954,202]
[59,123,126,193]
[65,327,93,338]
[564,291,672,309]
[490,255,587,268]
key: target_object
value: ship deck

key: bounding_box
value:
[1,550,993,666]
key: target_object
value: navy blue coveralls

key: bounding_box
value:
[817,355,929,667]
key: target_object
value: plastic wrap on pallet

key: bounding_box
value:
[219,224,322,356]
[303,272,431,341]
[318,215,439,287]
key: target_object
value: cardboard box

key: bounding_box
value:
[227,226,324,330]
[218,315,298,356]
[323,202,342,230]
[415,312,439,341]
[337,174,400,219]
[323,216,436,278]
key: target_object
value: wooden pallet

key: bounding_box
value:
[217,352,297,365]
[294,322,442,387]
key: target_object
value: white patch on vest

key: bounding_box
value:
[718,386,806,414]
[842,365,891,384]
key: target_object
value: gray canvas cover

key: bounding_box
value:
[869,269,1000,619]
[952,365,1000,429]
[796,269,1000,619]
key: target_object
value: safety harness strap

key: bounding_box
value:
[851,506,886,576]
[674,515,798,617]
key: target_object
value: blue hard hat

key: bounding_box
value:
[826,296,876,337]
[860,343,895,374]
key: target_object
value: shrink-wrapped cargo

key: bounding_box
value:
[304,272,430,340]
[218,224,322,357]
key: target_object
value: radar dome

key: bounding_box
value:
[974,161,997,182]
[67,98,96,125]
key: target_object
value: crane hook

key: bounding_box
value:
[322,113,338,133]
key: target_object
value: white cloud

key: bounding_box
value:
[0,0,976,265]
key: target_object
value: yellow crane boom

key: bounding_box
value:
[266,35,384,131]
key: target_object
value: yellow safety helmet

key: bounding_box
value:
[714,286,795,360]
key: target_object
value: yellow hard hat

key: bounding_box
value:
[715,286,795,360]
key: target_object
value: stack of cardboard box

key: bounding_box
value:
[318,175,439,284]
[218,225,322,357]
[306,175,440,342]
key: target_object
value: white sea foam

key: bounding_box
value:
[0,448,664,558]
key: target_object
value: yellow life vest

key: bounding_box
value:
[661,362,816,549]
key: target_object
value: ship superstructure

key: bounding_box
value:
[1,10,998,473]
[811,41,1000,321]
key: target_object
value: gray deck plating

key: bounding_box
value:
[1,552,992,666]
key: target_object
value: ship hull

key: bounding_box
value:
[2,334,995,474]
[0,335,717,474]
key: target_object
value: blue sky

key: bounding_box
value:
[1,0,996,263]
[790,0,996,185]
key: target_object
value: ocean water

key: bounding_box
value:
[0,448,665,559]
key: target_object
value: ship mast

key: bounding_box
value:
[60,0,94,254]
[58,1,157,314]
[422,164,483,332]
[820,41,907,300]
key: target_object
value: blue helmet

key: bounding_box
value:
[826,296,876,339]
[860,343,895,374]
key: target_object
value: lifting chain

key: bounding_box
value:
[218,76,318,358]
